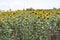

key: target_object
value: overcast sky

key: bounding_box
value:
[0,0,60,10]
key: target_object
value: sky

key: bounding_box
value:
[0,0,60,10]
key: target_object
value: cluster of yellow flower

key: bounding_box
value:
[31,10,60,20]
[0,10,24,22]
[0,9,60,22]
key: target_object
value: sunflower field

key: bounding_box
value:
[0,8,60,40]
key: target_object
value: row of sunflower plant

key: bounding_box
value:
[0,9,60,40]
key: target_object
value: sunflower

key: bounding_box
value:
[1,17,5,22]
